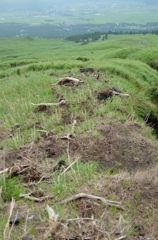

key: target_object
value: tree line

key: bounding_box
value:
[66,29,158,44]
[0,22,158,39]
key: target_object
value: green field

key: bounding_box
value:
[1,2,158,38]
[1,6,158,25]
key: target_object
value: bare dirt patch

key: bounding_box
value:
[69,121,158,171]
[1,120,158,173]
[1,120,158,239]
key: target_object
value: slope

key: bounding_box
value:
[0,34,158,240]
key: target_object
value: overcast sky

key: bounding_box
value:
[0,0,157,11]
[0,0,62,11]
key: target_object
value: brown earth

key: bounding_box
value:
[1,119,158,239]
[2,120,158,172]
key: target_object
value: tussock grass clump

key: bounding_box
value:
[0,176,25,202]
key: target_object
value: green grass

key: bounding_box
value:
[1,35,158,148]
[0,176,26,202]
[0,33,158,239]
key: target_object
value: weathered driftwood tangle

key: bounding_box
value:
[51,77,84,86]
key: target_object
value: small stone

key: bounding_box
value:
[9,215,22,225]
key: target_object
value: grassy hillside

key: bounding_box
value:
[0,34,158,240]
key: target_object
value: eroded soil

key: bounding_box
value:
[2,121,158,172]
[1,120,158,239]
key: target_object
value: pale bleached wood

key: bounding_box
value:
[20,193,53,202]
[30,100,66,106]
[113,91,129,97]
[58,193,124,210]
[0,168,9,174]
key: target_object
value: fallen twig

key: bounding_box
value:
[58,193,124,210]
[19,193,53,202]
[3,198,15,239]
[31,100,66,107]
[66,217,98,222]
[114,235,126,240]
[60,158,79,176]
[113,91,129,97]
[0,168,9,175]
[148,204,158,212]
[71,119,77,134]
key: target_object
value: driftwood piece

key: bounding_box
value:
[0,168,9,174]
[31,100,66,107]
[51,77,84,86]
[113,91,129,97]
[58,193,124,210]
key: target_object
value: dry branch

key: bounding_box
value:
[20,193,53,202]
[114,235,126,240]
[59,193,124,210]
[0,168,9,175]
[113,91,129,97]
[58,193,124,210]
[30,100,66,107]
[66,217,98,222]
[3,198,15,239]
[60,158,79,176]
